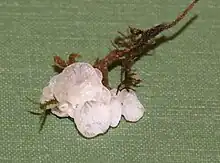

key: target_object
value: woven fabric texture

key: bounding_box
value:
[0,0,220,163]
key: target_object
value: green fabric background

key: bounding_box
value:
[0,0,220,162]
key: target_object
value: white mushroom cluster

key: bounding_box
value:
[40,62,145,138]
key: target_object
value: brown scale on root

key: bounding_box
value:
[53,0,198,91]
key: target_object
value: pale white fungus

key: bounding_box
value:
[40,62,145,138]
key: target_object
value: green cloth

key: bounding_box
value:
[1,0,220,162]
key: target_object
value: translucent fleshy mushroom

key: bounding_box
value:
[74,101,111,138]
[39,62,145,138]
[118,89,145,122]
